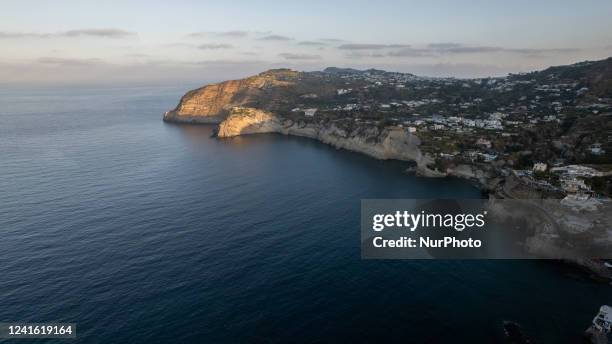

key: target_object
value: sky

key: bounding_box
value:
[2,0,612,85]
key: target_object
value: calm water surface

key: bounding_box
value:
[0,85,609,343]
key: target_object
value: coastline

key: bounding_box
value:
[167,108,458,176]
[163,108,612,282]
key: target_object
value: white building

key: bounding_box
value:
[432,124,445,130]
[484,119,503,130]
[463,119,476,127]
[561,178,590,193]
[300,93,318,99]
[533,162,548,172]
[592,305,612,333]
[479,153,497,162]
[551,165,602,178]
[304,108,318,117]
[476,138,492,149]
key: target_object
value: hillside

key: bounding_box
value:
[165,58,612,196]
[514,57,612,99]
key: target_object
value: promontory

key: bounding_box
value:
[164,60,611,198]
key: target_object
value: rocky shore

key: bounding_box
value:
[215,107,437,171]
[165,105,462,180]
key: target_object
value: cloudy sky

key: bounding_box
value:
[2,0,612,84]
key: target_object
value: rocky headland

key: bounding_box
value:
[163,69,302,124]
[164,69,454,178]
[163,62,611,194]
[165,64,612,279]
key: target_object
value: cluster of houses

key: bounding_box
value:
[332,69,418,87]
[513,163,608,196]
[406,113,506,132]
[291,107,318,117]
[302,65,612,129]
[286,67,611,199]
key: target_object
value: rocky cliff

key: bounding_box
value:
[163,69,301,123]
[164,69,498,182]
[446,164,498,188]
[217,107,435,169]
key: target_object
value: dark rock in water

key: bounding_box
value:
[503,321,531,344]
[584,325,610,344]
[404,165,417,174]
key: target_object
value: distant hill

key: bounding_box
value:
[518,57,612,98]
[323,66,415,77]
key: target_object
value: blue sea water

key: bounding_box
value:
[0,85,609,343]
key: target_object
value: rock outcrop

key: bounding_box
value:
[163,69,301,123]
[164,69,496,181]
[446,164,498,188]
[217,107,281,137]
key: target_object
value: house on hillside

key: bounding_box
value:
[304,108,318,117]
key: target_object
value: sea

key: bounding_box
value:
[0,84,609,343]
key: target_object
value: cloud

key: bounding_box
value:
[36,57,105,66]
[386,43,581,57]
[125,53,151,58]
[319,38,346,43]
[333,42,581,57]
[344,51,387,59]
[427,43,463,49]
[212,30,249,38]
[0,32,51,38]
[298,41,327,46]
[387,44,502,56]
[187,30,249,38]
[62,29,134,38]
[338,43,410,50]
[278,53,321,60]
[163,42,196,48]
[258,35,293,41]
[442,46,503,54]
[423,43,503,54]
[163,42,234,50]
[198,43,233,49]
[0,28,135,39]
[388,48,434,57]
[505,47,581,54]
